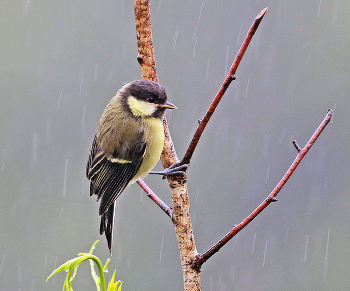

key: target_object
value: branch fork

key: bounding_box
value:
[133,1,332,289]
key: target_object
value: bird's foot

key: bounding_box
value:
[150,162,190,179]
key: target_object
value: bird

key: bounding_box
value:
[86,79,184,252]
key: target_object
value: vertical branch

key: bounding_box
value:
[134,1,200,290]
[134,0,158,82]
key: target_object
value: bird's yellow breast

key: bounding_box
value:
[130,117,164,183]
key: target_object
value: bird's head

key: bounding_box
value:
[120,79,176,119]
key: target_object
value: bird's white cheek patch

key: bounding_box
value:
[128,96,157,116]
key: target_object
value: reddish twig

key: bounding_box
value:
[182,7,268,165]
[137,178,173,218]
[192,109,333,271]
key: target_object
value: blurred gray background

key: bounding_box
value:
[1,0,349,290]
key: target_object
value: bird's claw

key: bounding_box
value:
[150,162,190,178]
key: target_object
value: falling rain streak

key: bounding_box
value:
[245,78,250,98]
[304,235,309,262]
[265,164,270,184]
[225,46,230,76]
[331,102,336,123]
[192,36,198,58]
[24,0,30,16]
[306,54,311,65]
[18,260,22,282]
[63,159,68,198]
[318,0,322,18]
[94,63,98,81]
[173,26,179,50]
[252,233,257,253]
[57,93,62,110]
[324,227,331,279]
[79,79,84,95]
[52,256,58,284]
[198,1,204,20]
[0,253,5,274]
[263,240,268,266]
[206,58,210,79]
[237,24,242,44]
[159,236,164,262]
[82,104,86,138]
[285,228,289,243]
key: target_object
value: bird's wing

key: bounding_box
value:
[86,134,146,216]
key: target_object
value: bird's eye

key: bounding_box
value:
[148,97,155,103]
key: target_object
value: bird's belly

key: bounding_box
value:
[130,118,164,183]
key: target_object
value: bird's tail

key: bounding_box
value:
[100,202,115,254]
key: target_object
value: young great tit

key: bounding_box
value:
[86,79,177,252]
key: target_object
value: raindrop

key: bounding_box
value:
[44,253,48,267]
[192,212,196,229]
[198,1,204,21]
[304,234,309,262]
[192,36,198,58]
[224,46,230,75]
[195,191,200,203]
[63,159,68,198]
[245,78,250,98]
[324,177,328,190]
[284,228,289,243]
[325,227,330,261]
[265,164,270,184]
[59,207,64,220]
[94,63,98,81]
[278,128,287,144]
[0,253,5,274]
[18,260,22,282]
[173,26,179,50]
[318,0,322,18]
[52,256,58,284]
[24,0,30,16]
[262,240,268,266]
[252,233,256,253]
[32,131,38,164]
[82,105,86,138]
[324,227,330,279]
[156,0,162,12]
[206,58,210,80]
[331,102,336,123]
[237,25,242,45]
[79,79,84,96]
[139,187,143,202]
[127,258,131,270]
[1,162,5,171]
[57,93,62,110]
[306,54,311,65]
[121,0,124,16]
[159,236,164,262]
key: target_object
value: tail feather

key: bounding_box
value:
[99,202,115,253]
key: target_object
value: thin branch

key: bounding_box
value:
[192,109,333,271]
[182,7,268,165]
[137,178,173,218]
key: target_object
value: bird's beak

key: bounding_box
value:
[158,100,177,109]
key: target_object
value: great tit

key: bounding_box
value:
[86,79,177,252]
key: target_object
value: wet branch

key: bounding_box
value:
[182,7,268,165]
[137,178,173,218]
[192,109,333,271]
